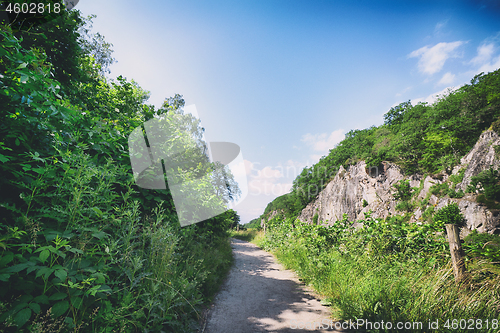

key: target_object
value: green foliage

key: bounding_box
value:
[494,145,500,158]
[362,199,368,207]
[312,213,319,225]
[395,201,415,212]
[259,69,500,224]
[260,212,499,331]
[392,180,415,212]
[464,230,500,262]
[229,229,265,244]
[491,117,500,135]
[0,17,236,331]
[244,218,262,230]
[467,168,500,207]
[422,206,435,221]
[433,202,464,227]
[392,179,414,202]
[430,182,449,196]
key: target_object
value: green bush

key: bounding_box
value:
[422,206,435,221]
[0,23,236,331]
[395,201,415,212]
[429,182,449,196]
[467,167,500,203]
[464,230,500,262]
[491,117,500,136]
[362,199,368,207]
[433,202,464,227]
[312,213,319,225]
[260,212,500,330]
[392,179,414,201]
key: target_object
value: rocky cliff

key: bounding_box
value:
[296,130,500,235]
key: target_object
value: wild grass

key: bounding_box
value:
[229,229,265,245]
[261,213,500,332]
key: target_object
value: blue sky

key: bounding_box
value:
[76,0,500,223]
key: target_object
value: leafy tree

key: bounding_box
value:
[384,100,412,127]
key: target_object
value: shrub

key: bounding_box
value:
[464,230,500,262]
[433,202,464,227]
[392,179,414,201]
[467,167,500,201]
[396,201,415,212]
[422,206,435,221]
[362,199,368,207]
[429,182,449,196]
[491,117,500,136]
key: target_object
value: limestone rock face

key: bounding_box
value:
[294,130,500,235]
[455,130,500,192]
[297,161,404,225]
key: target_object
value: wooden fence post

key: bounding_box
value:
[445,224,467,283]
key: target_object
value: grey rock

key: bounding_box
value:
[289,130,500,235]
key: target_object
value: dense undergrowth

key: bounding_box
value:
[255,211,500,332]
[0,6,237,332]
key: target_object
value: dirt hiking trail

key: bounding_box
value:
[203,239,344,332]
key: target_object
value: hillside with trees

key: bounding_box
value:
[0,3,239,332]
[245,69,500,332]
[259,69,500,222]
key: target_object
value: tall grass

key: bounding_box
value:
[229,229,265,244]
[261,213,500,332]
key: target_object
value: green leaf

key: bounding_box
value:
[48,292,66,301]
[0,273,10,281]
[54,269,67,281]
[71,297,83,309]
[32,168,45,174]
[34,295,49,304]
[0,153,10,163]
[5,262,30,273]
[17,62,28,69]
[29,303,41,314]
[92,231,107,240]
[14,308,31,327]
[92,207,103,217]
[39,249,50,264]
[35,266,54,279]
[91,272,105,284]
[0,252,14,267]
[51,300,69,317]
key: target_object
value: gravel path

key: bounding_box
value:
[203,239,344,332]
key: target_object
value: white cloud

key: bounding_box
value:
[242,160,296,197]
[408,41,464,75]
[235,159,307,223]
[412,86,460,105]
[434,20,448,34]
[478,56,500,73]
[395,86,412,97]
[301,129,344,153]
[438,72,455,85]
[471,43,495,66]
[471,43,500,74]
